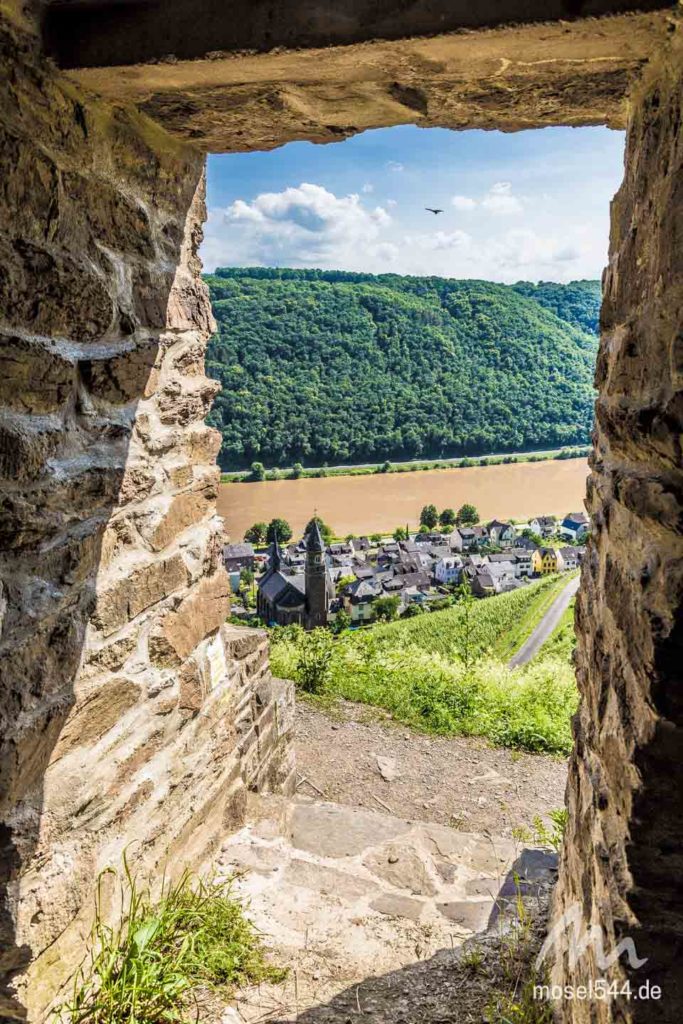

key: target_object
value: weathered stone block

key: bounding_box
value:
[182,425,222,464]
[131,264,177,329]
[93,554,188,636]
[116,462,157,506]
[149,568,230,664]
[51,677,141,758]
[222,624,268,661]
[59,170,155,260]
[0,236,115,341]
[80,339,160,405]
[0,419,62,482]
[156,376,220,427]
[168,465,193,489]
[84,630,139,672]
[178,656,204,713]
[146,486,215,552]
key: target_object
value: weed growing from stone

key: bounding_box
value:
[54,858,285,1023]
[485,874,553,1024]
[461,944,486,973]
[512,809,568,852]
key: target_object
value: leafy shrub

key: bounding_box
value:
[295,628,335,694]
[513,809,568,852]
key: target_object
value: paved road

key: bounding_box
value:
[509,575,580,668]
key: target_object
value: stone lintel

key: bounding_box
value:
[43,7,674,151]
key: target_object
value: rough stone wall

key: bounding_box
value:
[62,10,673,152]
[0,13,294,1020]
[552,22,682,1024]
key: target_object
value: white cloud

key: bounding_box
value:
[202,182,395,272]
[386,198,398,208]
[411,229,472,252]
[375,242,400,262]
[361,183,374,193]
[386,161,405,172]
[450,183,522,215]
[368,226,588,283]
[481,181,523,215]
[451,195,476,211]
[484,229,583,270]
[554,243,582,262]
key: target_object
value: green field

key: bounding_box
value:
[270,579,579,755]
[373,575,569,659]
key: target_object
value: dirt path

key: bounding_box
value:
[294,698,567,837]
[509,574,580,668]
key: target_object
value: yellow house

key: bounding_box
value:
[532,547,565,575]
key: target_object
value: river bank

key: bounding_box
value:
[220,446,590,483]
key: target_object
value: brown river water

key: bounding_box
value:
[218,458,590,541]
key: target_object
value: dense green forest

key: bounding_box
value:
[205,269,601,470]
[510,279,601,336]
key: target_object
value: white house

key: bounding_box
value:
[453,526,488,550]
[487,520,517,546]
[529,516,557,538]
[560,512,589,541]
[486,559,518,588]
[344,578,381,622]
[434,555,463,585]
[449,529,464,552]
[559,546,583,570]
[508,548,534,577]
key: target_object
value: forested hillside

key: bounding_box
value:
[205,268,600,470]
[510,279,601,336]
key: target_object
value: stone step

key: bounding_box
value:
[214,794,557,1020]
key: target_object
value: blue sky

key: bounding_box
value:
[202,125,624,283]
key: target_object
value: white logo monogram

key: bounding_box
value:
[536,902,647,972]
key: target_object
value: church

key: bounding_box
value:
[256,520,333,629]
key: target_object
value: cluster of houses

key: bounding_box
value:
[224,512,589,629]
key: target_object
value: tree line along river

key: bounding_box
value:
[217,457,590,540]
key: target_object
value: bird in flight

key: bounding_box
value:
[425,207,444,215]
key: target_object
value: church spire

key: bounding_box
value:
[270,530,282,571]
[306,517,325,553]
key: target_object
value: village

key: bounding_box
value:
[223,508,589,629]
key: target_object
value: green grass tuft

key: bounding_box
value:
[54,859,284,1024]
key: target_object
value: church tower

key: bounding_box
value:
[305,519,328,628]
[270,531,282,571]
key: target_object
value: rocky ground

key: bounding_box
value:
[206,795,556,1024]
[198,700,565,1022]
[294,698,568,836]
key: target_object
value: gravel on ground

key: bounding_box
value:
[295,697,567,837]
